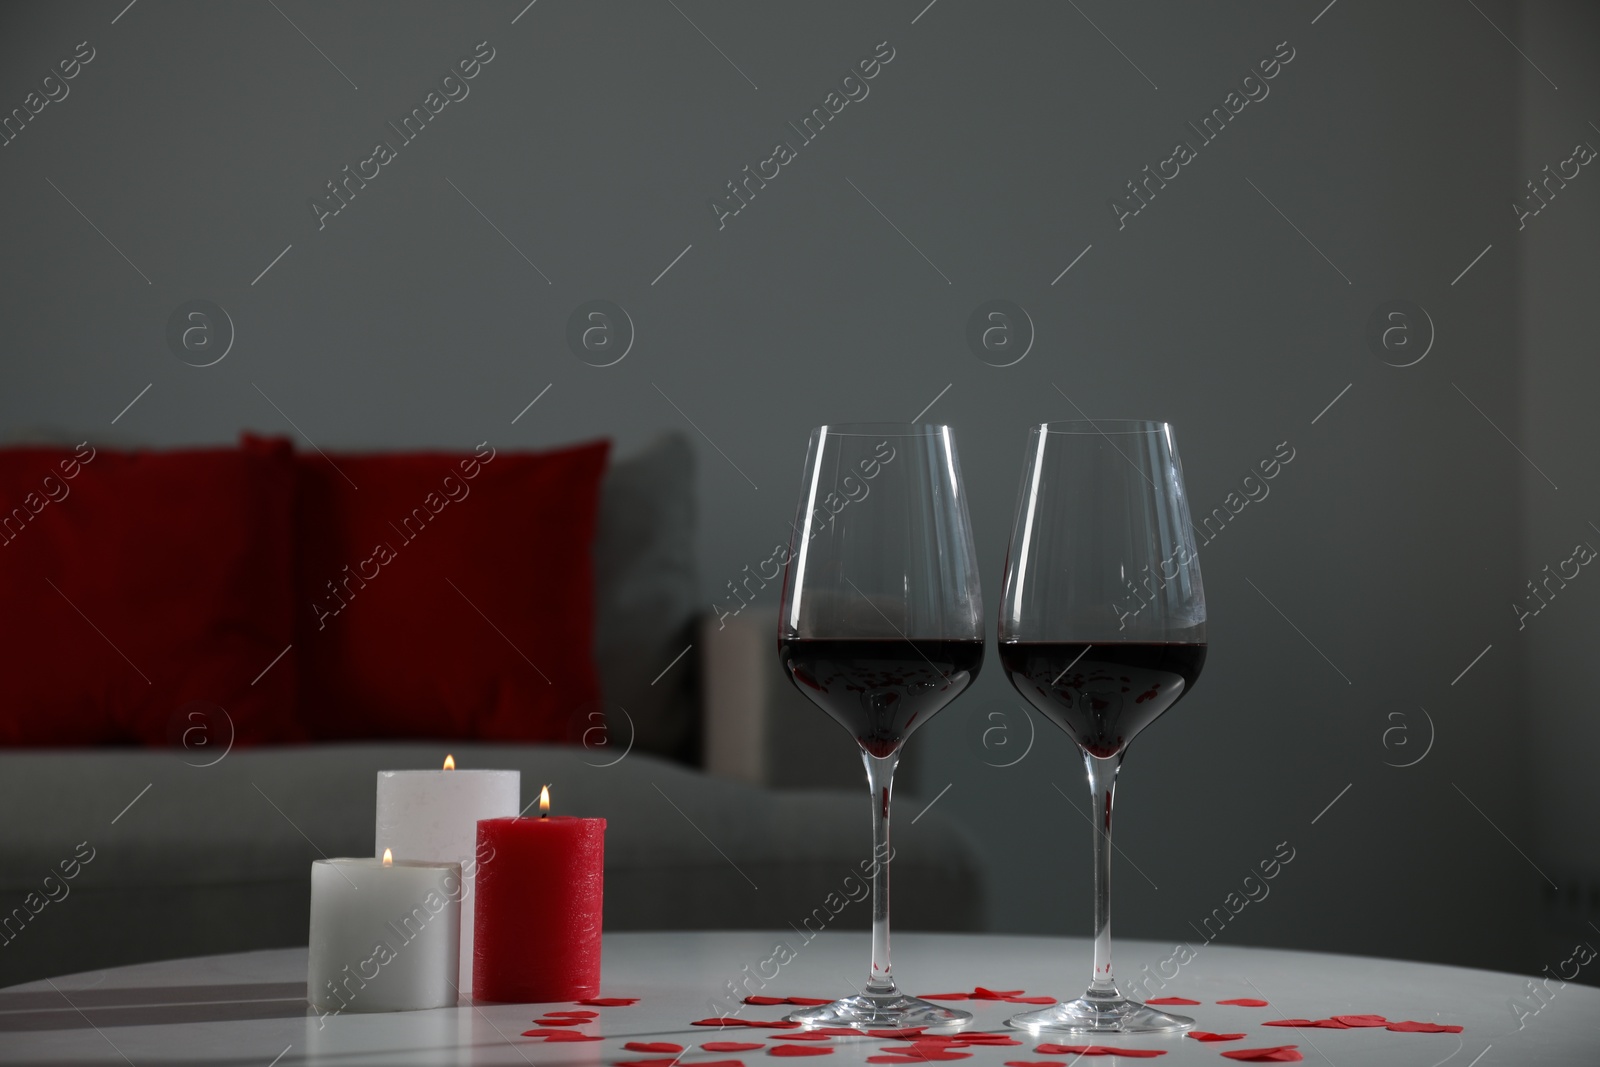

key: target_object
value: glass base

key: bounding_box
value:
[1006,995,1193,1034]
[789,993,973,1030]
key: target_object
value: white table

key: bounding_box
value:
[1,932,1594,1064]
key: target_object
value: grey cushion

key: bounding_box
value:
[0,743,983,988]
[593,433,700,764]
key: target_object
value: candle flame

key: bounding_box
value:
[443,754,455,771]
[539,784,551,817]
[382,848,393,867]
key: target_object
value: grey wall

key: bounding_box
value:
[1518,0,1600,975]
[1,0,1589,980]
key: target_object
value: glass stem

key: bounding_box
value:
[863,750,899,996]
[1085,751,1124,1000]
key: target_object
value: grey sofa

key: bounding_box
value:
[0,435,985,988]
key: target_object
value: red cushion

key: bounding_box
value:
[0,440,300,746]
[288,438,610,741]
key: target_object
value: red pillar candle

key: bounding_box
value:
[473,787,605,1003]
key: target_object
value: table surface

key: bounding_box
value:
[2,931,1595,1064]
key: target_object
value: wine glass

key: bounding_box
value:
[777,423,984,1030]
[998,420,1207,1034]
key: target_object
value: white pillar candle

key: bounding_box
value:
[307,855,461,1015]
[375,758,519,1000]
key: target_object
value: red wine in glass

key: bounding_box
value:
[998,642,1205,758]
[780,638,985,757]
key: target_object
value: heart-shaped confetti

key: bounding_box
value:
[922,988,1054,1004]
[769,1046,833,1057]
[950,1035,1022,1047]
[1187,1033,1246,1042]
[580,997,640,1006]
[692,1018,802,1029]
[1330,1014,1388,1028]
[615,1059,680,1067]
[877,1046,972,1059]
[535,1018,593,1027]
[745,996,789,1006]
[1030,1046,1164,1058]
[704,1043,767,1052]
[1386,1021,1463,1033]
[867,1029,929,1039]
[546,1010,600,1018]
[789,998,833,1006]
[1145,997,1201,1006]
[544,1033,604,1042]
[1216,998,1270,1007]
[775,1034,834,1042]
[625,1043,684,1054]
[1220,1047,1303,1063]
[521,1029,588,1039]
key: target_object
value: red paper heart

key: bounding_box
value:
[544,1034,604,1042]
[703,1042,766,1052]
[745,996,789,1006]
[867,1029,929,1039]
[521,1029,587,1038]
[1220,1047,1303,1063]
[615,1059,680,1067]
[776,1034,834,1042]
[1145,997,1201,1006]
[1330,1014,1388,1028]
[972,987,1026,1000]
[535,1018,593,1026]
[1004,996,1058,1005]
[1216,998,1270,1007]
[693,1018,802,1030]
[625,1043,685,1054]
[879,1046,969,1056]
[580,997,640,1006]
[952,1035,1022,1047]
[1187,1032,1246,1042]
[1030,1046,1164,1058]
[1262,1018,1349,1030]
[874,1048,970,1061]
[1386,1020,1463,1033]
[769,1046,833,1057]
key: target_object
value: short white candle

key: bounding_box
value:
[375,757,519,1000]
[307,854,461,1015]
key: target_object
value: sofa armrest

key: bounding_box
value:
[699,607,861,790]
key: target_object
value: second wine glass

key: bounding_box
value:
[999,420,1207,1034]
[778,423,984,1030]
